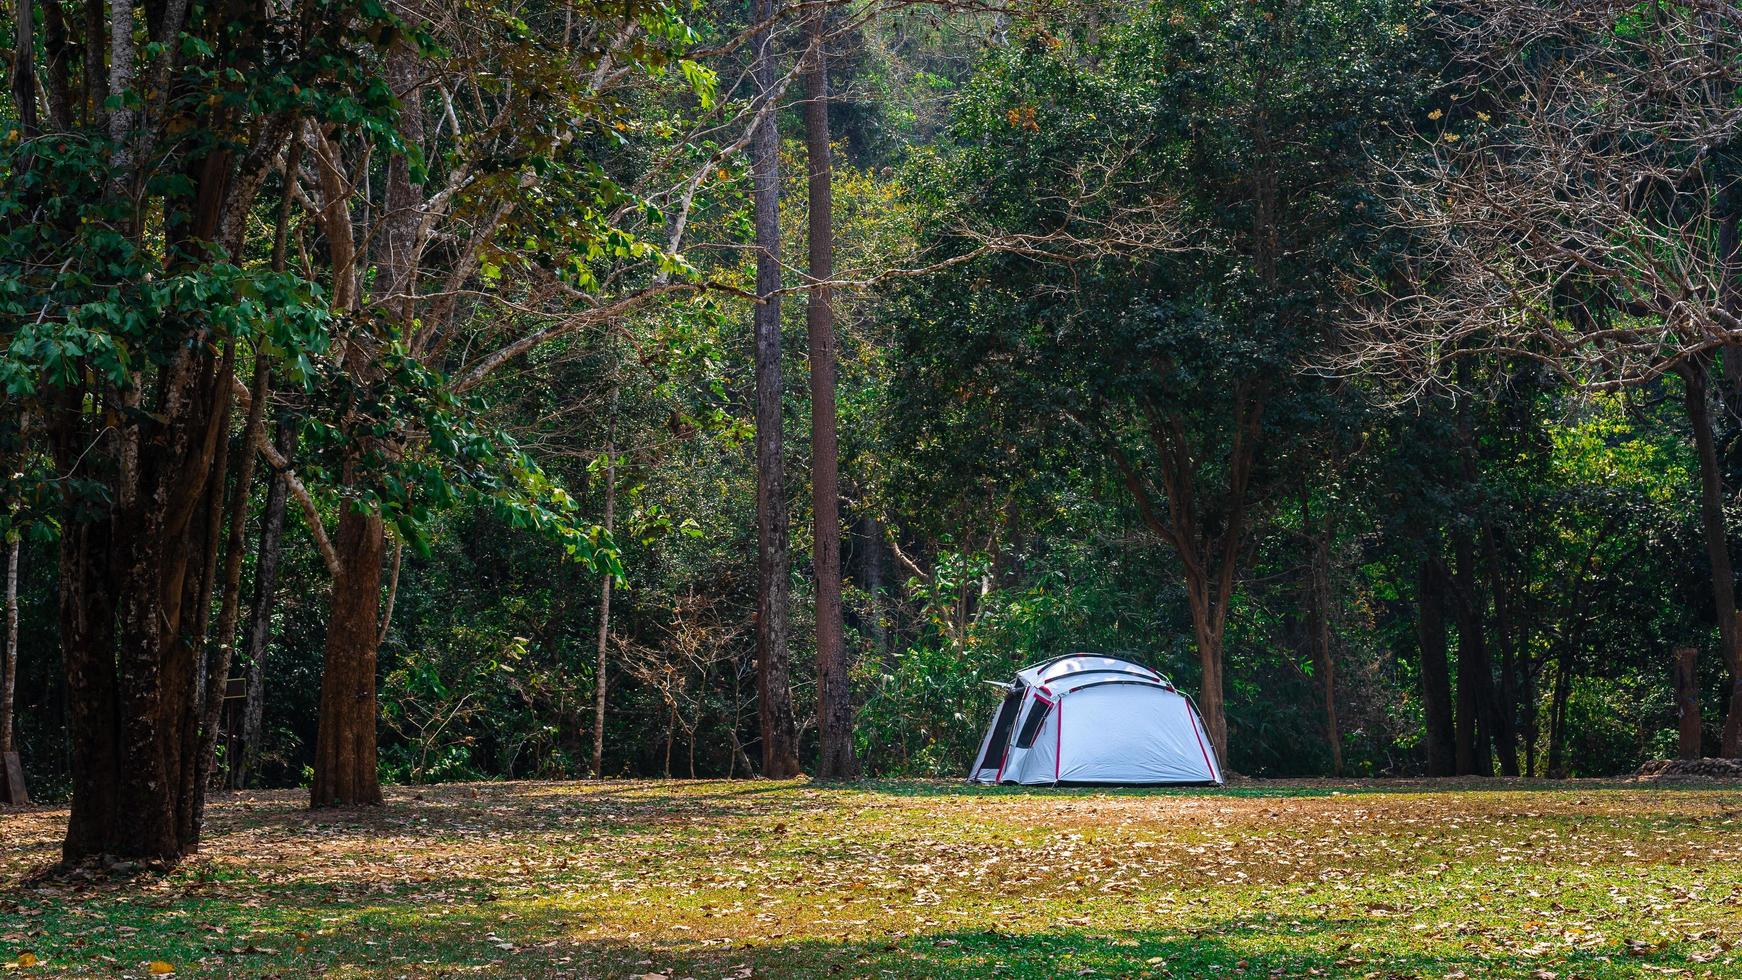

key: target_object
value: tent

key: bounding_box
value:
[967,654,1223,786]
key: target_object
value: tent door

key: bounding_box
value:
[971,687,1026,779]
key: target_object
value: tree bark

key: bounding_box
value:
[1187,585,1227,763]
[82,0,105,128]
[855,513,887,662]
[804,6,855,780]
[310,32,423,807]
[2,535,17,755]
[38,0,71,130]
[234,418,292,789]
[1306,521,1340,777]
[1477,524,1520,776]
[1451,535,1493,777]
[311,506,386,807]
[592,383,617,780]
[193,354,269,817]
[39,0,289,863]
[12,0,40,137]
[750,0,801,780]
[1682,360,1742,758]
[1417,555,1456,776]
[61,340,231,863]
[1546,647,1573,777]
[1674,645,1702,760]
[1,533,24,805]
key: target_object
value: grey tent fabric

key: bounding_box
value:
[968,655,1222,786]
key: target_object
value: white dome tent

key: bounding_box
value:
[967,655,1223,786]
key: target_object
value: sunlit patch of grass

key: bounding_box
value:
[4,779,1742,977]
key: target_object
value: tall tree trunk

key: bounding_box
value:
[311,507,386,807]
[12,0,39,138]
[1417,554,1456,776]
[1306,522,1340,777]
[38,0,71,130]
[1674,646,1702,760]
[56,426,119,855]
[191,389,232,727]
[1546,646,1574,777]
[592,383,617,780]
[855,514,887,662]
[1,535,17,754]
[193,355,269,820]
[1185,572,1228,764]
[378,536,403,647]
[82,0,105,128]
[1,533,23,805]
[62,342,230,863]
[231,141,299,791]
[1682,360,1742,758]
[750,0,801,780]
[1452,535,1493,776]
[310,33,423,807]
[804,6,855,780]
[234,417,291,789]
[1478,525,1520,776]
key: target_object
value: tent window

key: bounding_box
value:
[1014,698,1054,749]
[982,688,1025,767]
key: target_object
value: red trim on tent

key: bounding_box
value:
[1054,698,1063,783]
[1186,699,1215,780]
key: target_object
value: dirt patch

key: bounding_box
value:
[1635,757,1742,780]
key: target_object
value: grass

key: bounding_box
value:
[3,778,1742,977]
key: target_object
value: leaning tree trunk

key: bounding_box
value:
[749,0,801,780]
[310,506,386,807]
[804,5,856,780]
[1683,360,1742,758]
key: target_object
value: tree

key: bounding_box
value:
[750,0,803,779]
[228,415,295,789]
[291,0,725,805]
[890,0,1420,764]
[2,0,365,861]
[805,1,857,779]
[1344,0,1742,756]
[594,376,619,779]
[1,531,21,804]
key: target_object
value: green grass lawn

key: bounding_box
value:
[4,779,1742,978]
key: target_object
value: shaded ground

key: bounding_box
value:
[4,778,1742,977]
